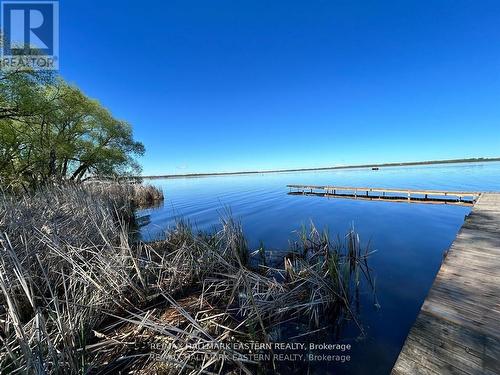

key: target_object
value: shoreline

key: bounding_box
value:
[136,157,500,180]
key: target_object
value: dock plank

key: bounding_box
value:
[392,193,500,374]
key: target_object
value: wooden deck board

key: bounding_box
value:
[392,193,500,374]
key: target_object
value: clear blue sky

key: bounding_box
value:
[60,1,500,175]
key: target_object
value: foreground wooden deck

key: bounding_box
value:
[392,192,500,374]
[287,185,481,206]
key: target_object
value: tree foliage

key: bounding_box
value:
[0,69,144,189]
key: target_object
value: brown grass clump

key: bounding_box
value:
[85,181,164,208]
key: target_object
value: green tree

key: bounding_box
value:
[0,70,144,190]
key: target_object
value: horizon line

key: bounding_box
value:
[136,157,500,180]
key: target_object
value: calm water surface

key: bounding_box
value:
[138,162,500,374]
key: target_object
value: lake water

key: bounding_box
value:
[137,162,500,374]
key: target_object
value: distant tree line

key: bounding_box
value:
[0,68,144,190]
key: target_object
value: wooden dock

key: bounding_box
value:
[287,185,481,206]
[392,192,500,374]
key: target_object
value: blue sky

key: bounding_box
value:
[60,1,500,175]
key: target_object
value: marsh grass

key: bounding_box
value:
[85,181,164,208]
[0,184,375,374]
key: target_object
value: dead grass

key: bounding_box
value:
[0,184,374,374]
[85,181,164,208]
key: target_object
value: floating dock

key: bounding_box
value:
[392,192,500,374]
[287,184,481,206]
